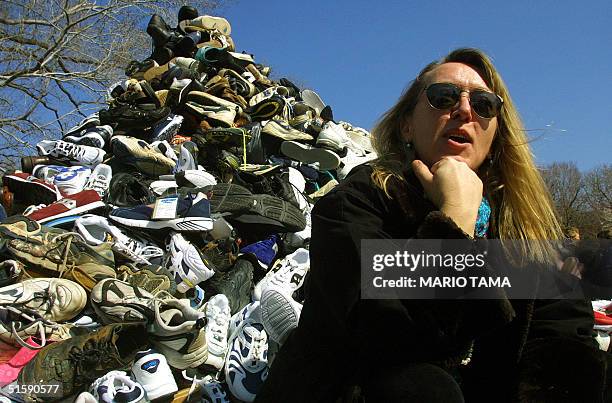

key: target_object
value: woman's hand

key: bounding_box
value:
[412,158,483,236]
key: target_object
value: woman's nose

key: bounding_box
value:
[451,92,473,121]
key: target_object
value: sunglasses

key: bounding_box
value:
[425,82,504,119]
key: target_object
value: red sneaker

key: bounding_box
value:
[25,189,105,224]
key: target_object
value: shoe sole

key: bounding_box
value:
[249,194,306,232]
[260,287,300,344]
[280,141,340,171]
[35,200,106,224]
[109,214,213,232]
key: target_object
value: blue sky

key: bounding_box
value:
[221,0,611,171]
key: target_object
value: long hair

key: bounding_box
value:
[370,48,563,264]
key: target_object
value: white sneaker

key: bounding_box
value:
[260,285,302,344]
[37,139,105,167]
[595,330,611,351]
[64,112,100,137]
[131,349,178,400]
[149,179,179,196]
[75,214,164,265]
[178,169,217,187]
[32,164,70,183]
[225,322,269,402]
[63,125,113,149]
[89,370,145,403]
[203,294,231,369]
[284,205,312,249]
[52,166,92,195]
[316,121,351,153]
[253,248,310,301]
[83,163,112,197]
[167,232,216,293]
[150,139,178,162]
[229,301,261,336]
[174,142,198,173]
[180,373,230,403]
[337,147,377,180]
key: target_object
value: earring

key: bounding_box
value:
[404,141,415,166]
[405,142,413,150]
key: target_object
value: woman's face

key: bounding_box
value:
[402,62,498,171]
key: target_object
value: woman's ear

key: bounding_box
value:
[400,117,412,143]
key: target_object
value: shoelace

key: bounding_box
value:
[0,305,62,350]
[22,204,46,216]
[56,141,87,161]
[38,232,87,279]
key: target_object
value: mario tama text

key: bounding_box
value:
[360,239,587,300]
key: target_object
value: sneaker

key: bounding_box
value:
[0,278,87,322]
[111,136,176,177]
[316,121,353,153]
[90,278,158,324]
[132,349,178,400]
[99,104,172,131]
[225,322,269,402]
[199,127,251,147]
[245,95,285,121]
[203,294,231,370]
[202,258,254,315]
[149,298,208,369]
[64,125,113,149]
[191,374,230,403]
[184,15,231,35]
[150,139,178,163]
[337,147,376,180]
[83,163,113,198]
[184,95,239,128]
[280,140,340,171]
[75,214,164,265]
[90,370,145,403]
[36,140,105,167]
[32,164,73,183]
[262,119,313,141]
[109,193,213,232]
[260,285,302,344]
[24,189,105,224]
[20,155,68,174]
[19,322,148,401]
[64,112,101,137]
[253,248,310,301]
[174,141,199,173]
[117,264,174,295]
[151,114,184,142]
[2,172,63,208]
[167,232,216,293]
[228,301,261,336]
[300,89,326,115]
[175,169,217,188]
[52,165,92,195]
[0,304,74,348]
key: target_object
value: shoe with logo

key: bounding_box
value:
[24,190,105,224]
[37,140,106,167]
[203,294,231,370]
[52,166,92,195]
[149,298,208,369]
[19,322,148,401]
[111,135,176,177]
[0,278,87,322]
[167,232,216,293]
[75,214,164,265]
[89,370,146,403]
[151,113,184,142]
[109,193,213,232]
[83,163,113,198]
[201,258,254,315]
[32,164,75,183]
[260,285,302,345]
[224,321,269,402]
[131,349,178,400]
[63,125,113,149]
[253,248,309,301]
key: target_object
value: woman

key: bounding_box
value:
[255,48,606,402]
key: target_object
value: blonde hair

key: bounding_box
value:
[371,48,563,264]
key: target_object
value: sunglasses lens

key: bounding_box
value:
[426,83,502,118]
[426,83,460,109]
[470,91,501,118]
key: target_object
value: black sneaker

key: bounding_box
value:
[201,258,254,315]
[100,104,171,131]
[107,172,155,207]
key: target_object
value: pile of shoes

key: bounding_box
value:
[0,5,376,403]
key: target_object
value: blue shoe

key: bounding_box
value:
[109,193,213,231]
[240,234,278,270]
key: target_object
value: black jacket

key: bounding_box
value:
[256,165,607,403]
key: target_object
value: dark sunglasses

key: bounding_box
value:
[425,82,504,119]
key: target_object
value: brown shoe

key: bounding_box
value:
[19,322,148,401]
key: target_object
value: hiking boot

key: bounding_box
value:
[19,322,148,401]
[111,135,176,177]
[201,258,254,315]
[6,227,116,292]
[0,278,87,322]
[149,298,208,369]
[37,140,106,167]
